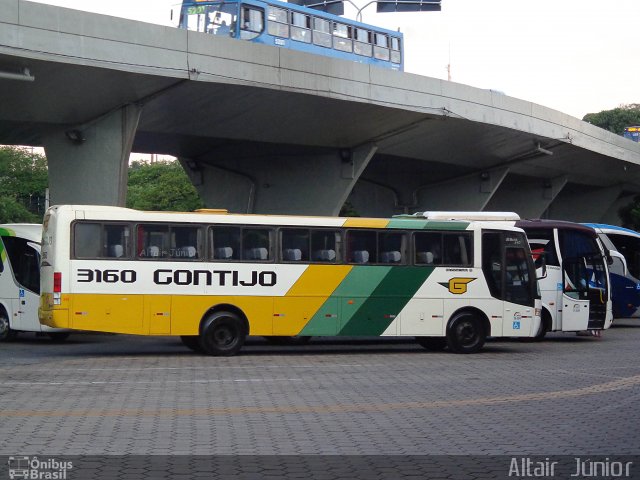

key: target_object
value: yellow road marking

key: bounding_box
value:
[2,374,640,418]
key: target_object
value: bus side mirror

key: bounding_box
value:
[603,246,614,265]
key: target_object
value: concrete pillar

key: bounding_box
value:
[182,143,377,215]
[43,104,142,206]
[546,185,623,222]
[415,167,510,212]
[347,181,400,218]
[485,175,568,219]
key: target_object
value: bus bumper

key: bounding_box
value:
[39,307,69,329]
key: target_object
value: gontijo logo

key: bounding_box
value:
[439,277,476,294]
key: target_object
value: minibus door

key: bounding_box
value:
[561,257,590,331]
[14,287,40,331]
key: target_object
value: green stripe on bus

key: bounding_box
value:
[0,229,16,263]
[338,266,435,336]
[299,266,390,336]
[386,219,470,230]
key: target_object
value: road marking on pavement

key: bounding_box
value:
[1,378,303,386]
[2,374,640,418]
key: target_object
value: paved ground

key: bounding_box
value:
[0,320,639,478]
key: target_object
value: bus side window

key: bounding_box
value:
[332,22,352,52]
[210,226,241,261]
[104,224,130,258]
[242,228,273,261]
[390,36,401,64]
[137,225,170,259]
[281,228,310,262]
[442,233,473,266]
[482,232,503,300]
[346,230,375,264]
[378,231,405,264]
[354,28,372,57]
[2,236,40,293]
[373,33,390,61]
[311,230,340,263]
[240,6,264,40]
[74,222,102,258]
[313,17,331,48]
[414,232,441,265]
[267,6,289,38]
[171,226,202,259]
[291,12,311,43]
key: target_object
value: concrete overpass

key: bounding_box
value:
[1,0,640,222]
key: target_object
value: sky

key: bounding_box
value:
[33,0,640,120]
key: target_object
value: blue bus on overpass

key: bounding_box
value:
[176,0,404,70]
[624,126,639,142]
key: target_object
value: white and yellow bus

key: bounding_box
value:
[39,205,541,355]
[1,224,69,341]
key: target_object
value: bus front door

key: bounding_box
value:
[561,257,590,331]
[12,287,40,332]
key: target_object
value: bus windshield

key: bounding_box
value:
[181,1,237,36]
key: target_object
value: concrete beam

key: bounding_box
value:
[486,175,568,219]
[43,104,141,206]
[181,143,377,215]
[415,167,510,212]
[546,185,623,222]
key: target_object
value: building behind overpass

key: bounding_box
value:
[1,0,640,223]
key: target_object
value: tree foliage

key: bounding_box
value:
[618,196,640,230]
[0,146,48,223]
[0,148,204,223]
[582,104,640,135]
[127,160,204,212]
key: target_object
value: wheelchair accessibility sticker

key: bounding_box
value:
[513,312,521,330]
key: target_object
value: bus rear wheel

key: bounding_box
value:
[199,311,246,356]
[446,312,486,354]
[534,312,550,340]
[415,336,447,351]
[0,314,17,342]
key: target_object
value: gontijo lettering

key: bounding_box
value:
[76,268,278,287]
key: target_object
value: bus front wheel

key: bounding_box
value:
[534,312,550,340]
[199,311,246,356]
[446,312,486,354]
[0,314,17,342]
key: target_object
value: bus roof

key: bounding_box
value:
[0,223,41,243]
[413,211,521,221]
[46,205,527,232]
[516,219,597,236]
[583,223,640,238]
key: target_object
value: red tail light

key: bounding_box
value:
[53,272,62,293]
